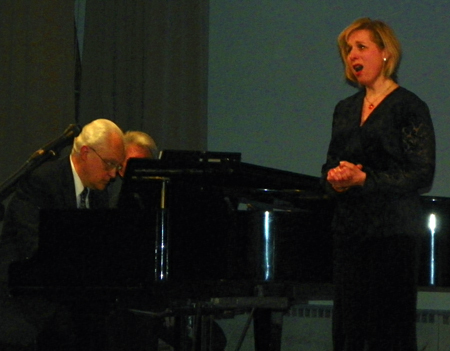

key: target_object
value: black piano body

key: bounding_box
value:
[8,209,157,302]
[116,152,334,293]
[8,151,336,303]
[6,152,336,351]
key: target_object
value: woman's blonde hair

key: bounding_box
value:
[337,17,402,84]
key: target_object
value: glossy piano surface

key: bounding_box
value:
[8,153,332,300]
[117,155,331,285]
[8,209,156,298]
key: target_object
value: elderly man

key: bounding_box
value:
[0,119,124,350]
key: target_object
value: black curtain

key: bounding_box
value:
[78,0,209,151]
[0,0,75,199]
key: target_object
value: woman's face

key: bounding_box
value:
[346,29,387,87]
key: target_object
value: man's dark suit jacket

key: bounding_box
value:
[0,156,109,284]
[0,156,110,347]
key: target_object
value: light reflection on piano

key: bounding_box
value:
[263,211,272,281]
[420,196,450,288]
[428,213,436,286]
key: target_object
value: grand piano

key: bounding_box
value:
[116,150,334,286]
[7,150,450,350]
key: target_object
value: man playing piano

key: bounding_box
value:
[0,119,125,350]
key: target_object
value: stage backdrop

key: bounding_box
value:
[207,0,450,197]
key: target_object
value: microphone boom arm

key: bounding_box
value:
[0,124,81,215]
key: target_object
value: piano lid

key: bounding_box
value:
[123,150,322,194]
[159,149,242,163]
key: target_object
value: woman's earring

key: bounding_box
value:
[383,57,387,61]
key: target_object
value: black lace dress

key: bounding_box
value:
[321,86,435,351]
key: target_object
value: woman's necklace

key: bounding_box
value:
[364,83,395,109]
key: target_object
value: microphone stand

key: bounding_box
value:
[0,124,80,220]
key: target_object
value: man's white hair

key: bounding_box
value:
[72,119,123,154]
[124,130,158,158]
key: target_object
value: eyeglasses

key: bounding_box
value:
[90,147,123,171]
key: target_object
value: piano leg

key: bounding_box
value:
[170,315,192,351]
[191,314,227,351]
[253,309,283,351]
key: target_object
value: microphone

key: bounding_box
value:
[29,124,82,160]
